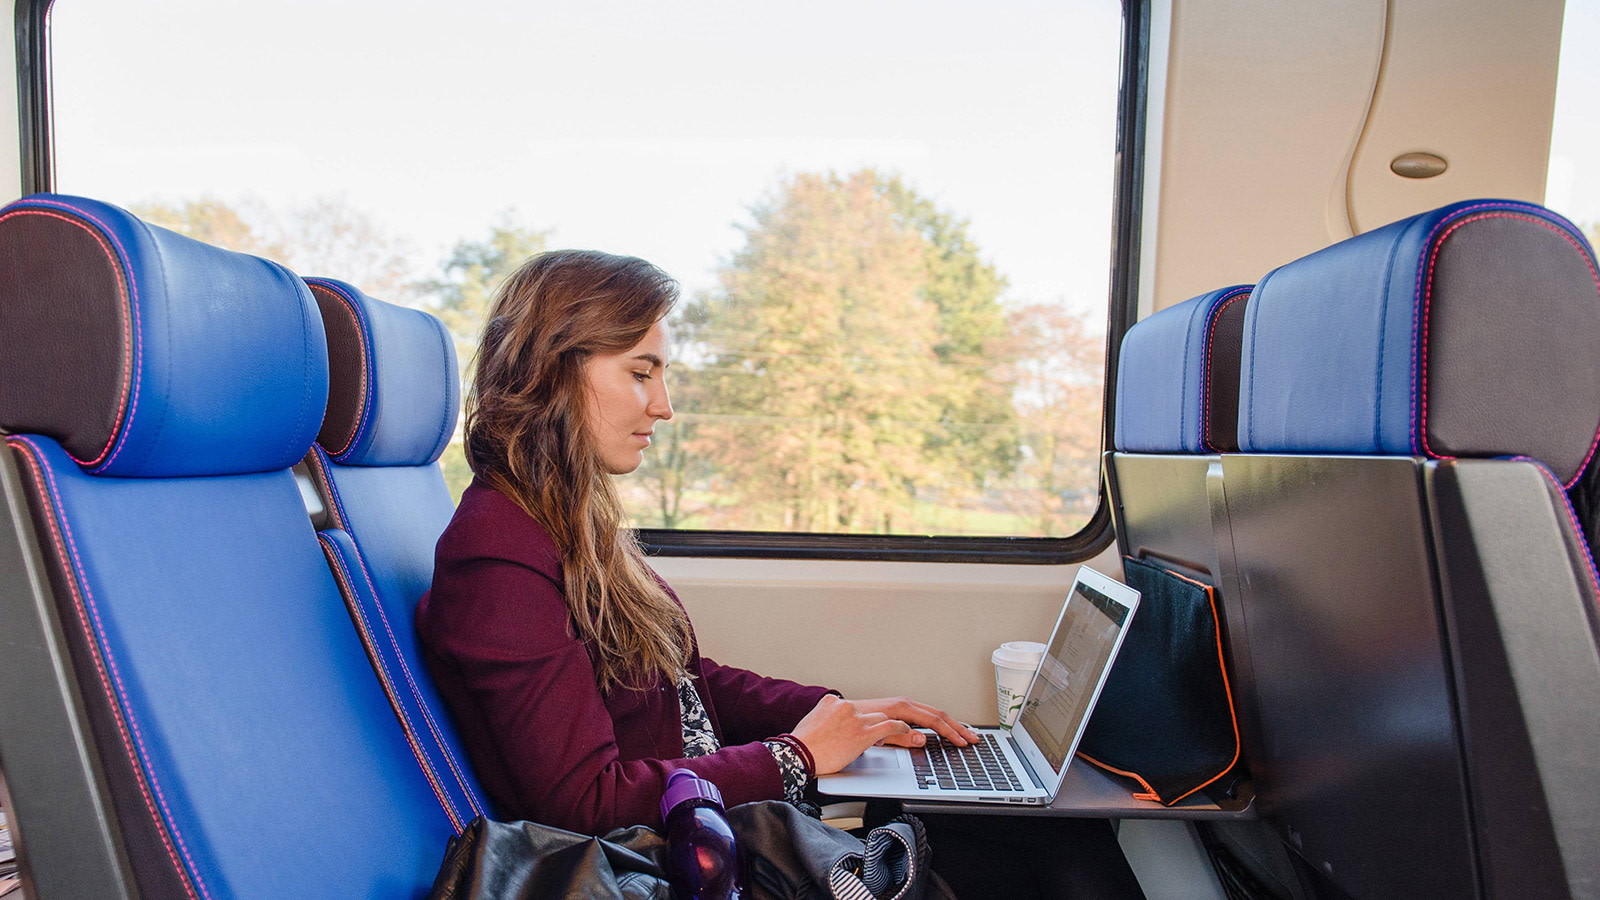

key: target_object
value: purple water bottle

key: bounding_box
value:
[660,768,745,900]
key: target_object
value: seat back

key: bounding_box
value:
[1109,284,1253,576]
[300,276,490,827]
[0,195,456,900]
[1229,199,1600,900]
[1106,284,1262,769]
[1114,284,1253,457]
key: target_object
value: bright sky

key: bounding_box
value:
[1547,1,1600,230]
[48,0,1123,312]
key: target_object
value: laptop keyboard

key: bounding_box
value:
[910,733,1023,792]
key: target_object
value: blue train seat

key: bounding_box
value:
[1107,284,1254,578]
[1114,284,1254,456]
[1239,200,1600,472]
[1229,199,1600,900]
[0,195,457,899]
[298,276,491,828]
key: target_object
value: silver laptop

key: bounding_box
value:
[817,566,1139,805]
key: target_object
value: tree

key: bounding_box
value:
[625,378,710,529]
[627,302,720,529]
[881,175,1018,486]
[132,196,287,260]
[418,217,550,503]
[134,195,421,305]
[655,169,1016,533]
[423,215,550,370]
[278,197,421,305]
[997,302,1106,534]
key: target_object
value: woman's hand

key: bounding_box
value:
[790,695,982,775]
[790,695,912,775]
[852,697,979,749]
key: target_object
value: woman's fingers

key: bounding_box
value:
[919,705,979,744]
[855,697,979,746]
[859,711,912,746]
[878,730,928,748]
[867,716,912,744]
[792,695,987,774]
[792,696,923,773]
[916,707,980,746]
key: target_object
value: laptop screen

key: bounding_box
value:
[1017,577,1131,772]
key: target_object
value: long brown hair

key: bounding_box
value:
[465,250,690,692]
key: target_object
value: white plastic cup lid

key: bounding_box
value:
[992,641,1046,669]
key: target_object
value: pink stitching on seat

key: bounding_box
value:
[305,447,348,531]
[317,533,463,831]
[15,200,149,472]
[7,437,206,900]
[0,209,136,469]
[306,281,372,458]
[341,527,486,821]
[1419,212,1600,488]
[315,445,484,821]
[1410,201,1549,453]
[1200,288,1250,452]
[1512,455,1600,604]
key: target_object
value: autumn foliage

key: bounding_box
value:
[136,171,1106,538]
[627,170,1105,536]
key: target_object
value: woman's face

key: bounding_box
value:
[582,320,674,475]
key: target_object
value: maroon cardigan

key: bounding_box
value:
[416,480,834,834]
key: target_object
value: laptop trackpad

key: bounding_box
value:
[841,748,904,772]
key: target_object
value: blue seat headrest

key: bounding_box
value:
[0,194,329,477]
[305,278,459,467]
[1239,200,1600,487]
[1115,285,1253,453]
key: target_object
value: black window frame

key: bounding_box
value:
[16,0,51,193]
[18,0,1149,565]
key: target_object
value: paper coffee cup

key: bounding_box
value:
[992,641,1046,728]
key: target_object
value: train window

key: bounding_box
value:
[1549,0,1600,245]
[49,0,1136,558]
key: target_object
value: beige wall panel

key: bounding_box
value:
[1148,0,1385,311]
[1148,0,1567,315]
[654,544,1121,726]
[1345,0,1564,231]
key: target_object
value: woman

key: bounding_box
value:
[416,249,976,835]
[417,250,1147,899]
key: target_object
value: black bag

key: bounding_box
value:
[1076,555,1244,805]
[425,802,956,900]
